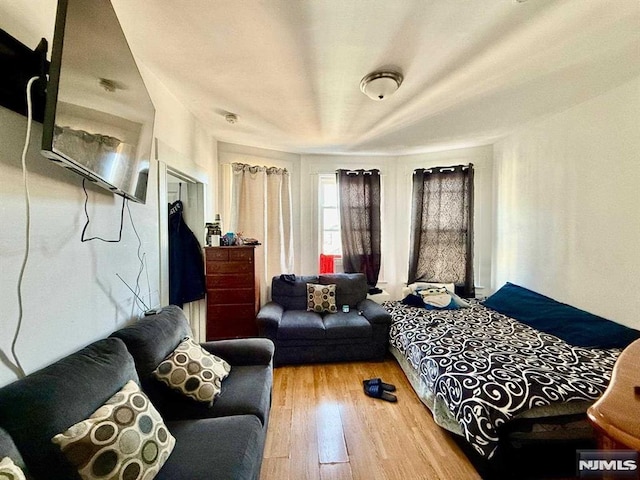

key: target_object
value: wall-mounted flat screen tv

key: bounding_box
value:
[41,0,155,204]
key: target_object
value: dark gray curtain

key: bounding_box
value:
[408,164,474,297]
[337,169,381,290]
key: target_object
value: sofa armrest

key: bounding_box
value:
[357,298,391,325]
[256,302,284,339]
[200,338,274,366]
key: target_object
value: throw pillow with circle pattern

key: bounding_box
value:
[0,457,26,480]
[52,380,175,480]
[153,337,231,406]
[307,283,337,313]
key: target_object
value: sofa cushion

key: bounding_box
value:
[319,273,367,307]
[140,365,272,427]
[153,337,231,405]
[110,305,191,377]
[306,283,337,313]
[323,312,372,339]
[0,457,25,480]
[211,365,272,425]
[277,310,325,340]
[0,428,25,471]
[0,338,139,480]
[158,416,263,480]
[271,275,318,311]
[52,380,175,480]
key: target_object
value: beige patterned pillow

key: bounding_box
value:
[153,337,231,405]
[0,457,26,480]
[52,380,175,480]
[307,283,337,313]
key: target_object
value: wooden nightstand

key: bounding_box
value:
[587,338,640,450]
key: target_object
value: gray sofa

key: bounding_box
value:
[0,306,273,480]
[257,273,391,365]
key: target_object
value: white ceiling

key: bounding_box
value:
[5,0,640,155]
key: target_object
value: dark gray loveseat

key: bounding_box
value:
[257,273,391,365]
[0,306,273,480]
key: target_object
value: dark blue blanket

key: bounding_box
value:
[483,282,640,349]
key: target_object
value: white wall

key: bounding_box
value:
[492,75,640,328]
[0,104,161,386]
[0,6,218,386]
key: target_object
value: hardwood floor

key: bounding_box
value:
[260,357,481,480]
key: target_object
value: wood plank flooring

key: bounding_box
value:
[260,358,481,480]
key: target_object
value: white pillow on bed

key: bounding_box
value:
[403,282,471,308]
[402,282,455,297]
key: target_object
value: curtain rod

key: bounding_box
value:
[338,168,380,176]
[413,163,473,175]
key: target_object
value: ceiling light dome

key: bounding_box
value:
[360,70,403,101]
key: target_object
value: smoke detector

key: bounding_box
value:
[225,113,238,124]
[98,78,118,92]
[360,70,403,101]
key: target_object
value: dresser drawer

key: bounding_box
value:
[206,273,254,289]
[205,248,229,261]
[206,304,258,339]
[207,288,254,305]
[205,247,255,263]
[206,261,253,274]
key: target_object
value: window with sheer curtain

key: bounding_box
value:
[228,162,293,301]
[408,164,474,297]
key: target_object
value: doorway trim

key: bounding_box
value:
[156,139,209,341]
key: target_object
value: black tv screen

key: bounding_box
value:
[41,0,155,204]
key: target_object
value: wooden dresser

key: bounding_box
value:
[204,246,259,340]
[587,338,640,450]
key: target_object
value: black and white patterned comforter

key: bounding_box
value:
[384,300,620,458]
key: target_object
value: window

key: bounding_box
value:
[318,174,341,255]
[408,164,474,297]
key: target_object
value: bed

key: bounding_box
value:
[384,282,640,459]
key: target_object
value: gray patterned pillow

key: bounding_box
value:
[52,380,175,480]
[307,283,337,313]
[0,457,26,480]
[153,337,231,405]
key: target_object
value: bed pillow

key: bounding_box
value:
[400,292,459,310]
[405,282,470,308]
[483,282,640,349]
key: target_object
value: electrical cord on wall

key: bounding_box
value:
[4,76,41,379]
[126,201,151,313]
[80,178,125,243]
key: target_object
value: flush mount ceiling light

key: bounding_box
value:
[360,70,403,101]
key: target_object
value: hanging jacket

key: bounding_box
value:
[168,200,206,307]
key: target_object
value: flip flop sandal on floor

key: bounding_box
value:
[363,377,396,392]
[363,382,397,402]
